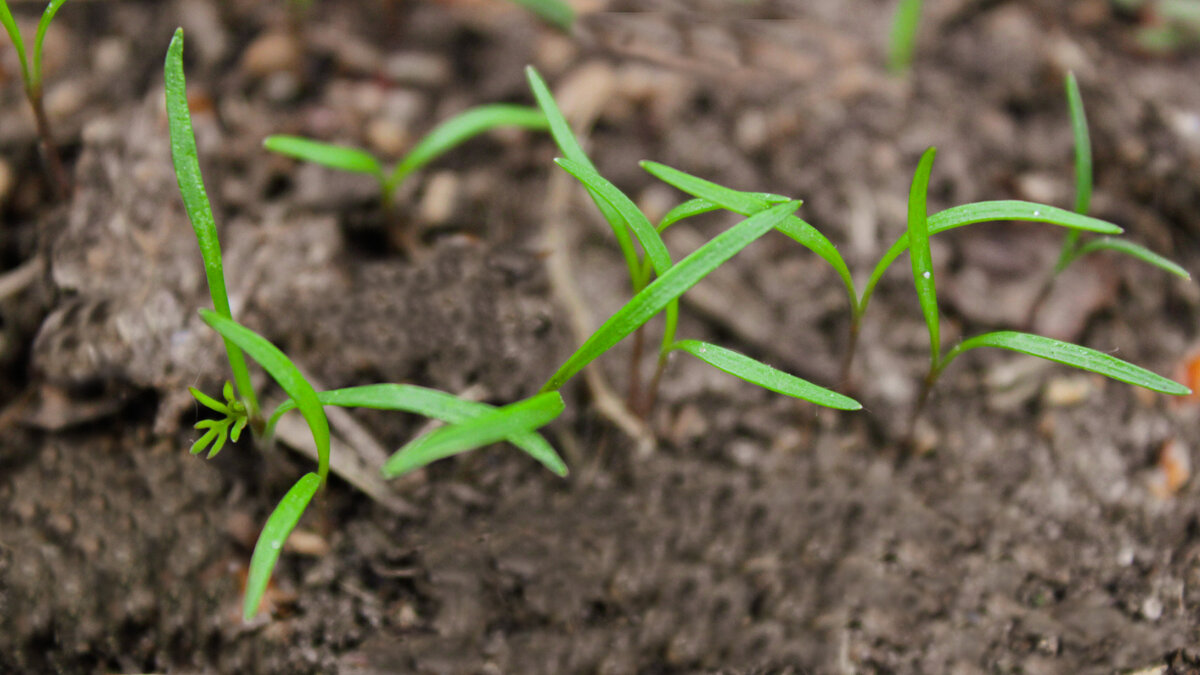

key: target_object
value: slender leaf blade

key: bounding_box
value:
[382,392,566,477]
[31,0,67,94]
[640,160,857,307]
[267,384,568,477]
[263,135,383,178]
[1065,71,1092,216]
[165,28,259,419]
[671,340,861,410]
[888,0,923,74]
[243,472,321,621]
[0,1,29,87]
[1075,237,1191,280]
[659,198,720,232]
[540,200,800,391]
[908,148,940,361]
[199,310,331,483]
[944,331,1191,395]
[507,0,574,31]
[387,104,548,190]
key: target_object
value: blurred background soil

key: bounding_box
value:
[2,0,1200,672]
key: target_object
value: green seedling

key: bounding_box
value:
[888,0,923,74]
[0,0,71,198]
[1051,72,1188,279]
[263,104,548,214]
[904,147,1189,432]
[507,0,575,32]
[526,66,860,415]
[168,29,566,621]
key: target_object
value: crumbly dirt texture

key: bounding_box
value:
[2,1,1200,673]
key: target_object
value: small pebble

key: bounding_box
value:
[1042,375,1093,407]
[367,117,409,157]
[384,52,451,87]
[1142,595,1163,621]
[285,530,331,557]
[418,171,460,226]
[1148,438,1190,499]
[241,31,301,78]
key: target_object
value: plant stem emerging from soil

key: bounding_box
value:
[30,89,70,200]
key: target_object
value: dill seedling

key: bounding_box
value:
[0,0,71,198]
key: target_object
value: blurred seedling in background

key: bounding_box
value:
[263,104,548,249]
[903,147,1189,437]
[887,0,923,74]
[508,0,575,32]
[526,66,861,417]
[1031,71,1190,320]
[1112,0,1200,52]
[0,0,71,198]
[168,30,567,622]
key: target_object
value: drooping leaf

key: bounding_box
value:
[1075,237,1191,280]
[540,200,800,392]
[263,135,383,178]
[199,310,330,483]
[386,104,548,191]
[382,392,566,478]
[243,472,321,621]
[670,340,861,410]
[165,28,259,419]
[639,160,857,309]
[907,147,940,363]
[941,331,1191,396]
[266,384,567,477]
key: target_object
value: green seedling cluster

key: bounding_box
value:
[168,29,1190,620]
[0,0,71,198]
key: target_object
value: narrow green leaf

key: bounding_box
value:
[555,158,672,275]
[243,472,321,621]
[639,160,858,310]
[1065,71,1092,217]
[382,392,566,478]
[199,310,331,484]
[670,340,861,410]
[190,427,218,455]
[540,200,800,392]
[31,0,68,94]
[1075,237,1191,280]
[165,28,259,421]
[507,0,574,31]
[860,200,1125,314]
[267,384,568,477]
[907,147,940,362]
[0,1,30,87]
[526,66,641,287]
[942,331,1191,396]
[189,386,229,414]
[659,198,720,232]
[887,0,923,74]
[386,104,549,192]
[263,135,383,178]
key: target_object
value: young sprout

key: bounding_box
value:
[1050,72,1189,279]
[526,66,860,415]
[263,104,548,231]
[887,0,923,74]
[168,29,567,621]
[0,0,72,198]
[904,147,1189,434]
[507,0,575,32]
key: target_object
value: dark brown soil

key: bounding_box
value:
[3,1,1200,673]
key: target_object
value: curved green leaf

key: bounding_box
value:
[263,135,383,178]
[1075,237,1191,280]
[386,103,548,191]
[907,147,939,362]
[540,200,800,392]
[165,29,259,420]
[670,339,861,410]
[243,472,321,621]
[199,310,330,483]
[382,392,566,478]
[30,0,67,94]
[860,200,1125,315]
[639,160,857,310]
[526,66,641,287]
[941,331,1191,396]
[507,0,574,31]
[266,384,567,477]
[0,1,29,86]
[658,198,721,232]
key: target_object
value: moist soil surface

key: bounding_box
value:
[3,1,1200,673]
